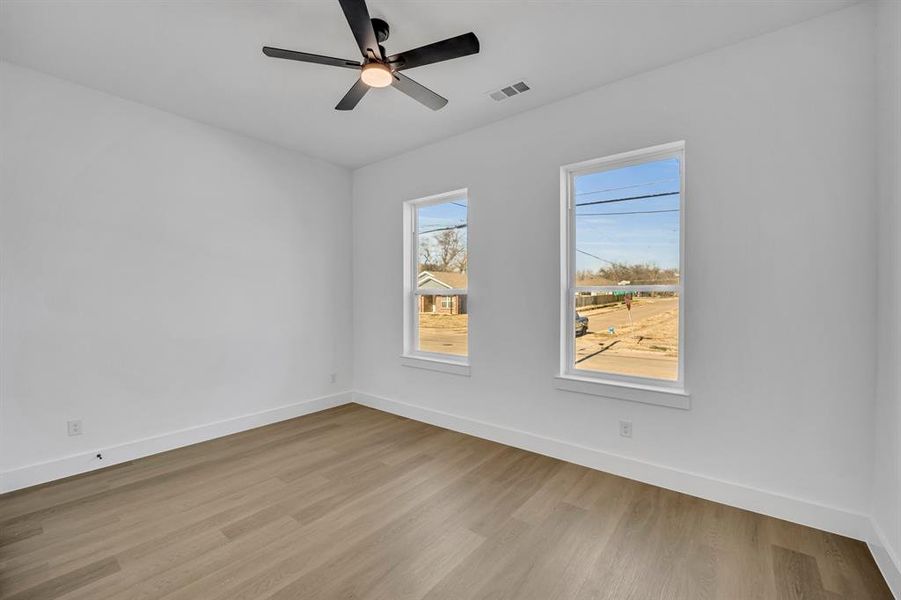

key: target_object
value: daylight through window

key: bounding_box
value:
[563,143,684,384]
[405,192,468,360]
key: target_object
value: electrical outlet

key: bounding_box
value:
[329,373,337,384]
[67,420,83,436]
[619,420,632,438]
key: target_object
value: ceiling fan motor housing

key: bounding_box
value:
[371,18,389,43]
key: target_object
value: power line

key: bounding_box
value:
[575,191,679,208]
[576,248,615,265]
[419,223,468,235]
[575,177,678,197]
[577,208,679,217]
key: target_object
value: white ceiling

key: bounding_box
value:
[1,0,857,168]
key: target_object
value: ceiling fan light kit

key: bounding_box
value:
[360,63,392,88]
[262,0,479,111]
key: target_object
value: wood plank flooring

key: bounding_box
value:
[0,404,892,599]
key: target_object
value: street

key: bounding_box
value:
[418,314,468,356]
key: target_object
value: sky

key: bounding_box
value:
[417,197,468,267]
[574,157,681,272]
[417,197,468,233]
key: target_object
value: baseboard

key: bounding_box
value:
[869,520,901,599]
[0,391,354,494]
[353,391,874,543]
[2,388,888,585]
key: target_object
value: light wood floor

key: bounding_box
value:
[0,404,892,600]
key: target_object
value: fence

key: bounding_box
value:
[574,294,619,310]
[574,291,678,311]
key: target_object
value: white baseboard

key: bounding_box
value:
[0,391,353,494]
[869,520,901,599]
[353,391,874,543]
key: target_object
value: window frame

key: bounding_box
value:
[558,142,687,403]
[402,188,470,373]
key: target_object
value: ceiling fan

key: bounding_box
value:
[262,0,479,111]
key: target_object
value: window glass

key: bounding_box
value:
[414,197,468,358]
[574,158,680,287]
[569,152,682,382]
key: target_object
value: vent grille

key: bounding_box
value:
[487,80,531,102]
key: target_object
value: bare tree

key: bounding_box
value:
[436,229,465,271]
[595,262,678,285]
[419,238,437,271]
[419,228,467,272]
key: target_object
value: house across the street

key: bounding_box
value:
[417,271,468,315]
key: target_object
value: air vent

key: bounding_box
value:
[487,80,531,102]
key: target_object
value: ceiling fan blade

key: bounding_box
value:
[338,0,380,59]
[335,78,370,111]
[262,46,361,69]
[387,32,480,71]
[391,72,448,111]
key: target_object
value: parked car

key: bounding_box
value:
[575,312,589,336]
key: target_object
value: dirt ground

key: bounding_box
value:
[575,297,679,380]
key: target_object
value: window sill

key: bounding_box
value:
[400,355,471,376]
[554,374,690,409]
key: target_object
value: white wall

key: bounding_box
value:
[353,5,877,538]
[0,62,353,489]
[872,0,901,593]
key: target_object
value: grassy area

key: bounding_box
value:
[599,306,678,356]
[575,298,679,380]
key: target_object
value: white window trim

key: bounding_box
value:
[402,188,470,375]
[557,142,689,408]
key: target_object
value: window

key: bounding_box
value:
[560,142,685,394]
[403,190,468,368]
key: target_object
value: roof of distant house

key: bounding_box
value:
[418,270,468,290]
